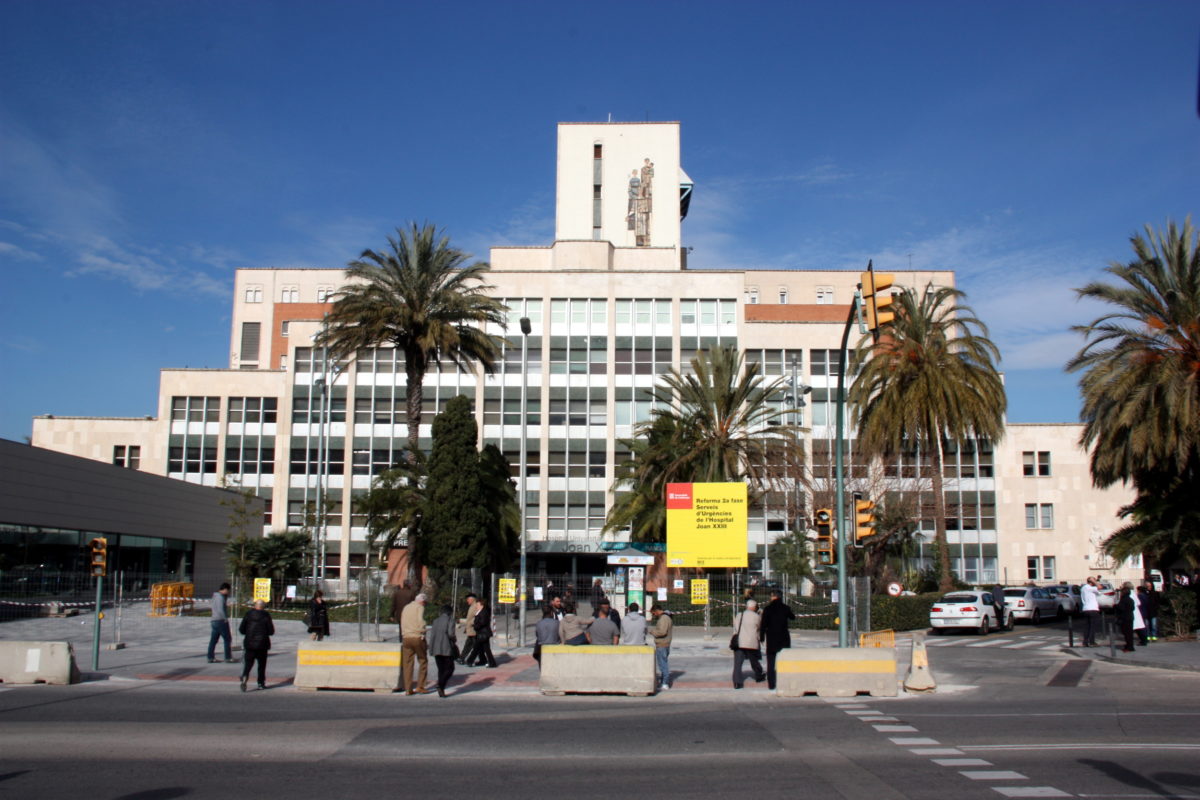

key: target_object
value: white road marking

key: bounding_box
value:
[966,640,1009,647]
[874,725,918,732]
[962,771,1028,781]
[992,788,1071,798]
[861,716,900,723]
[834,703,870,709]
[910,748,965,756]
[933,758,994,767]
[1003,641,1050,649]
[962,743,1200,752]
[890,737,940,746]
[846,710,885,716]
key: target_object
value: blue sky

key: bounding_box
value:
[2,1,1197,442]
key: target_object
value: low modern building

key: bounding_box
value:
[29,121,1137,588]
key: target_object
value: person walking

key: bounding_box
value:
[587,606,620,645]
[534,607,561,667]
[1080,576,1101,646]
[238,599,274,691]
[1115,584,1136,652]
[650,604,673,690]
[621,602,647,645]
[558,602,592,646]
[1142,582,1160,642]
[591,578,606,611]
[469,598,498,668]
[207,582,234,663]
[426,603,457,698]
[990,582,1006,628]
[458,593,481,666]
[401,592,430,694]
[760,590,796,690]
[731,598,766,689]
[1128,582,1147,647]
[306,589,330,641]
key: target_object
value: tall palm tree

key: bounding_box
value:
[603,346,804,539]
[1067,218,1200,489]
[849,285,1006,592]
[317,223,508,456]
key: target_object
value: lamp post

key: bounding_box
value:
[517,316,532,648]
[312,372,327,585]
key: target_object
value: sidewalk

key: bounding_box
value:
[1061,636,1200,673]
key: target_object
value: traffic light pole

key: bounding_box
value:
[91,575,103,671]
[833,291,861,649]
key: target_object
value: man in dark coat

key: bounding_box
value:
[239,600,275,691]
[469,598,498,668]
[760,589,796,690]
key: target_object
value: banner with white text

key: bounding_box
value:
[666,482,748,568]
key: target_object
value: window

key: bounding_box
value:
[227,397,278,424]
[280,355,287,371]
[316,286,333,303]
[281,321,290,337]
[746,287,759,305]
[816,287,834,304]
[240,322,261,363]
[778,288,789,304]
[1027,556,1056,581]
[244,285,262,303]
[1025,503,1054,529]
[112,445,140,469]
[1022,451,1051,476]
[171,396,220,422]
[280,286,299,303]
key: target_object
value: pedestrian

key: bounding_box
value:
[306,589,330,642]
[545,593,565,620]
[621,602,647,645]
[592,597,621,629]
[591,578,606,609]
[558,601,592,645]
[1080,576,1101,646]
[760,589,796,690]
[731,598,766,689]
[458,593,481,666]
[469,597,498,668]
[649,604,673,690]
[207,582,234,663]
[1135,585,1152,647]
[1115,584,1136,652]
[391,582,416,642]
[1142,581,1160,642]
[426,603,457,698]
[588,606,620,645]
[401,592,430,694]
[238,599,274,691]
[990,582,1006,628]
[534,607,561,667]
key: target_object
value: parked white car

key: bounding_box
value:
[1043,584,1079,615]
[1003,587,1061,623]
[930,590,1011,635]
[1095,581,1118,610]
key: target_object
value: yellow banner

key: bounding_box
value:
[691,579,709,605]
[252,578,271,602]
[666,482,749,568]
[498,578,517,604]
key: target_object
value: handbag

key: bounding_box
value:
[729,612,744,651]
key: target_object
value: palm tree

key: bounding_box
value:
[317,222,508,456]
[603,346,804,539]
[1102,473,1200,568]
[849,285,1006,592]
[1067,218,1200,489]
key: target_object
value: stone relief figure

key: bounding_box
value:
[627,158,654,246]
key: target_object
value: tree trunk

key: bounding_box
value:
[931,439,953,592]
[403,346,426,584]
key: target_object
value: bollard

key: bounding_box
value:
[903,633,936,693]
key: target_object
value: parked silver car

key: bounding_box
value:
[930,590,1011,635]
[1003,587,1061,623]
[1043,584,1079,615]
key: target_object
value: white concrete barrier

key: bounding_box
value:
[775,646,898,698]
[294,641,403,693]
[539,644,656,696]
[0,641,81,685]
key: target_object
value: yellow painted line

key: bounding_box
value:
[541,645,655,655]
[298,651,401,667]
[778,660,896,674]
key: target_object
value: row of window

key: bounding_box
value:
[745,287,835,305]
[243,285,334,304]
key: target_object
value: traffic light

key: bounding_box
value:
[814,508,835,566]
[89,537,108,578]
[855,499,877,542]
[860,269,896,332]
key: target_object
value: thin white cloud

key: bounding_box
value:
[0,241,43,261]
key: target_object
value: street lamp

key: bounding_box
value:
[517,316,532,648]
[312,372,328,586]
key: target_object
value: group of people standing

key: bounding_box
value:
[391,588,499,698]
[1079,575,1161,652]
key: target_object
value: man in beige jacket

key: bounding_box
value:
[400,593,429,694]
[650,605,673,690]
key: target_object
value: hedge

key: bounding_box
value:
[870,593,940,632]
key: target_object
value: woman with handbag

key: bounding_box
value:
[307,590,330,642]
[731,598,766,689]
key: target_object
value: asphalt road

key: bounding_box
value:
[2,621,1198,800]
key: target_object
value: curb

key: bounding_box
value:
[1061,646,1200,674]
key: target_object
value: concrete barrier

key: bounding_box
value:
[0,641,81,685]
[539,644,656,696]
[294,641,403,693]
[775,647,898,698]
[903,635,937,693]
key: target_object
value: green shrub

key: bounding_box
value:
[1161,587,1197,639]
[870,593,940,631]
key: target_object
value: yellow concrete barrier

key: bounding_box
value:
[294,641,403,693]
[775,646,898,697]
[539,644,656,696]
[0,641,81,685]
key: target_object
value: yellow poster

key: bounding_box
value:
[253,578,271,602]
[691,578,709,605]
[666,482,749,568]
[498,578,517,604]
